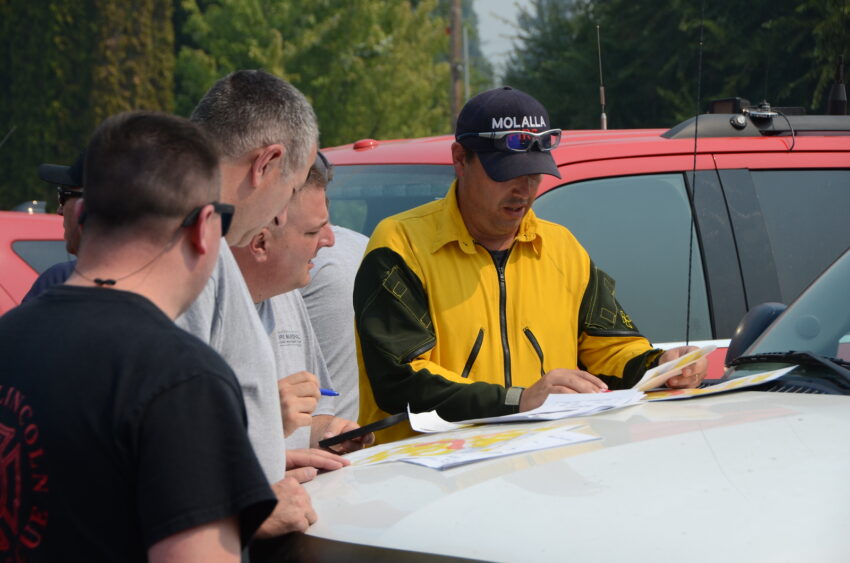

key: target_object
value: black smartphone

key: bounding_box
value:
[318,411,408,449]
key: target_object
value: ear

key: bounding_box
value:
[250,144,286,188]
[451,142,467,178]
[187,204,217,255]
[75,199,87,225]
[247,227,272,262]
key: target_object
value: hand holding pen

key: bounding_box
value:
[277,370,322,437]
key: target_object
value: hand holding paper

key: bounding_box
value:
[633,344,716,391]
[519,368,608,411]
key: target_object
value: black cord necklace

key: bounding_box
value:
[73,239,175,287]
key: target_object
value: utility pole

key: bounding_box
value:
[450,0,463,128]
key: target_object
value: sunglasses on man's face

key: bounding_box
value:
[457,128,562,152]
[315,151,331,183]
[56,186,83,206]
[181,201,235,238]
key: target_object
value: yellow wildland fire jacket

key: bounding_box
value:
[354,181,662,443]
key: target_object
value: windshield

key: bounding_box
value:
[748,248,850,361]
[326,164,454,236]
[726,248,850,390]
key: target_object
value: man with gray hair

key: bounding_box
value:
[188,69,319,247]
[177,70,345,536]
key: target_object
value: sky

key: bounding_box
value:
[473,0,529,80]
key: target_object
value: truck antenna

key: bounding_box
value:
[596,25,607,130]
[685,1,706,346]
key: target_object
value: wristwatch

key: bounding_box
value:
[504,386,525,407]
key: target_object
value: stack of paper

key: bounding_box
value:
[406,344,719,434]
[410,388,644,433]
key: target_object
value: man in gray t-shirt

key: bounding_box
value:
[177,70,347,538]
[234,152,374,453]
[178,245,284,479]
[301,225,368,422]
[257,290,334,449]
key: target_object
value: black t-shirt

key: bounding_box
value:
[0,286,276,561]
[21,259,75,303]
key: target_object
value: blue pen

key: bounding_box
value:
[320,388,339,396]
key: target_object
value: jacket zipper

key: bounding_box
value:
[523,327,546,377]
[461,329,484,378]
[494,246,514,388]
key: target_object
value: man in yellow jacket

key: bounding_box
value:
[354,86,707,443]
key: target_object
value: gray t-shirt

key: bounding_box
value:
[176,244,286,483]
[257,290,334,450]
[300,225,368,422]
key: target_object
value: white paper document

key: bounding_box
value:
[407,406,474,433]
[409,388,644,433]
[345,422,598,470]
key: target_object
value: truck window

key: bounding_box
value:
[533,174,711,344]
[750,169,850,302]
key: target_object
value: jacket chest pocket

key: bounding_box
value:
[523,327,546,377]
[461,328,484,378]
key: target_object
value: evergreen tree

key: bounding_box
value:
[0,1,94,208]
[0,0,175,209]
[90,0,175,122]
[503,0,599,129]
[503,0,848,130]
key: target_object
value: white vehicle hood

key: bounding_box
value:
[304,391,850,562]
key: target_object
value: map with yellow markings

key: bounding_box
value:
[644,366,794,401]
[344,423,598,470]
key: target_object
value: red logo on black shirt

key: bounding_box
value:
[0,386,48,560]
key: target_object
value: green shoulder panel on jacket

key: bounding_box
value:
[354,247,435,364]
[579,261,644,337]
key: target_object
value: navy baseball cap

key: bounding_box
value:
[37,150,85,187]
[455,86,561,182]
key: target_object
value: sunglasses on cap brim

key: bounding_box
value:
[457,128,562,152]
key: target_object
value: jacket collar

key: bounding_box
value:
[430,180,543,256]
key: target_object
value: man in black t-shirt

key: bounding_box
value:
[0,112,277,561]
[22,150,86,302]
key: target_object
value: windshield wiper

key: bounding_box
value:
[730,351,850,385]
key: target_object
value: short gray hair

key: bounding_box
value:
[191,69,319,175]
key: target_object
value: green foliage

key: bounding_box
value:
[1,0,842,209]
[286,0,452,145]
[174,0,286,117]
[90,0,175,122]
[174,0,453,146]
[503,0,598,129]
[0,0,94,208]
[503,0,848,130]
[0,0,175,209]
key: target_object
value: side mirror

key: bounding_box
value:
[725,302,787,367]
